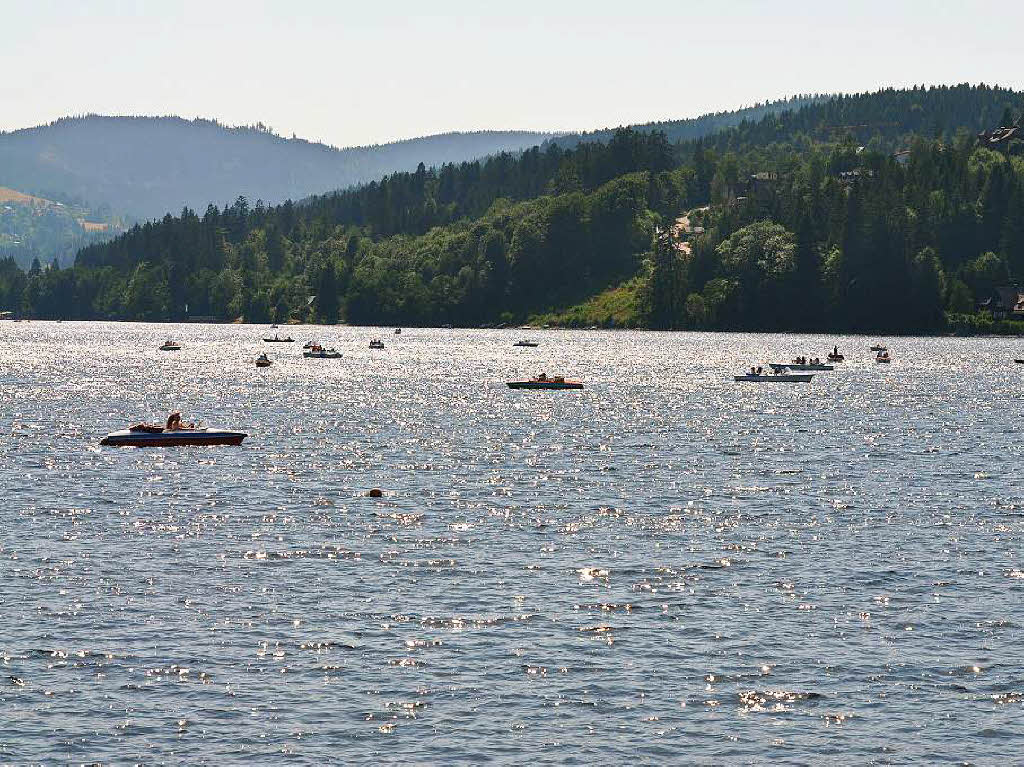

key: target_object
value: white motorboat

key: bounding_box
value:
[100,425,247,447]
[304,346,342,358]
[770,363,834,371]
[735,372,814,382]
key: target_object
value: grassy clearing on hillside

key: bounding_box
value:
[0,186,49,205]
[530,276,647,328]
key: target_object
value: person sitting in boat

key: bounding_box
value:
[165,411,194,431]
[538,372,547,381]
[750,366,757,376]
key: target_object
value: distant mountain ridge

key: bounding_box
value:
[0,115,555,220]
[545,95,828,149]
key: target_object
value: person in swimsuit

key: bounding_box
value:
[165,412,194,431]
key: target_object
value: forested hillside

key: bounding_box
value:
[3,84,1024,334]
[0,186,124,269]
[0,116,553,220]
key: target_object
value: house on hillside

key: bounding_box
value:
[838,169,875,185]
[748,172,779,200]
[978,287,1024,319]
[892,150,911,166]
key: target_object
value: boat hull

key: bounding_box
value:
[507,381,583,390]
[304,351,341,358]
[734,374,813,382]
[100,428,247,447]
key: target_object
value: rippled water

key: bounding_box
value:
[3,321,1024,763]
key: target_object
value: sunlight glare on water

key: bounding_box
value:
[2,322,1024,762]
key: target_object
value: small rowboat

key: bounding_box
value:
[507,376,583,390]
[770,363,834,371]
[870,344,887,352]
[159,341,181,351]
[1015,359,1024,364]
[256,354,272,368]
[827,354,844,362]
[734,373,813,382]
[514,340,539,347]
[100,426,247,447]
[369,339,385,349]
[876,353,891,363]
[264,335,294,343]
[394,328,402,335]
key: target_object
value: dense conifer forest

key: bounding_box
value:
[2,84,1023,333]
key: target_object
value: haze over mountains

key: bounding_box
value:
[0,116,554,220]
[0,98,822,222]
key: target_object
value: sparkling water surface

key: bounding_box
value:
[2,322,1024,763]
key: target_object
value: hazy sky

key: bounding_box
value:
[3,0,1022,147]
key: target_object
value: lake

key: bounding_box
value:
[2,322,1023,763]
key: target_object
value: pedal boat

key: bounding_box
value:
[101,425,247,447]
[507,375,583,390]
